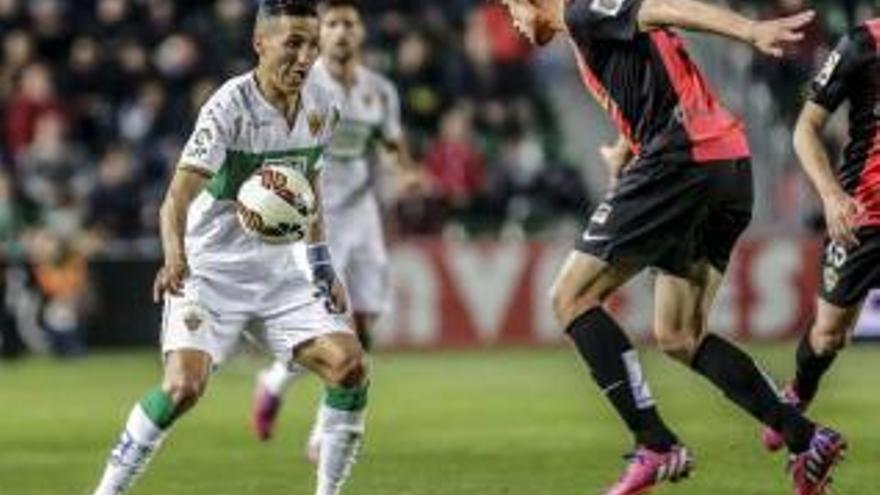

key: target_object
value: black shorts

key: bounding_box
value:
[819,227,880,308]
[576,158,753,277]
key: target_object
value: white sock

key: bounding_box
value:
[315,405,365,495]
[261,360,307,396]
[92,405,166,495]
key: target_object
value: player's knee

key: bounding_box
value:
[326,349,367,387]
[163,376,207,414]
[339,358,368,388]
[655,326,702,362]
[549,283,601,328]
[812,322,849,355]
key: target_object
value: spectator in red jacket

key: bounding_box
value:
[424,105,485,209]
[5,62,63,156]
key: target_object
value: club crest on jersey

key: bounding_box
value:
[823,266,839,292]
[307,111,327,137]
[181,305,205,333]
[591,203,613,225]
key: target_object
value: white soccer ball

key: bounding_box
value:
[236,165,316,244]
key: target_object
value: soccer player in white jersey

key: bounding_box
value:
[251,0,417,448]
[90,2,368,495]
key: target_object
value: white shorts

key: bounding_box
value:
[325,197,390,315]
[161,266,351,366]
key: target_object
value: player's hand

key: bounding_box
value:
[599,141,632,190]
[313,263,348,315]
[822,189,864,249]
[308,243,347,314]
[748,10,815,58]
[397,167,427,195]
[153,256,189,302]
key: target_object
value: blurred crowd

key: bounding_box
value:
[0,0,872,358]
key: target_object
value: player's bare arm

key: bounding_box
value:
[598,134,633,190]
[794,102,864,248]
[307,173,349,314]
[153,166,210,302]
[637,0,814,57]
[380,136,425,192]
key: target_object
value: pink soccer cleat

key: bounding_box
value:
[603,445,693,495]
[251,374,283,442]
[789,426,847,495]
[762,384,807,452]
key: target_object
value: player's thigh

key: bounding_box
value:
[345,254,390,317]
[549,251,640,326]
[263,299,362,385]
[653,262,724,360]
[814,298,863,339]
[161,289,242,369]
[577,160,708,281]
[294,332,366,387]
[819,228,880,309]
[702,160,754,273]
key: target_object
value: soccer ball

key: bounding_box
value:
[236,166,316,243]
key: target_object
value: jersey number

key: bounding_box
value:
[590,0,625,16]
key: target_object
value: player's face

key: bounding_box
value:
[502,0,559,46]
[255,15,321,93]
[320,7,365,62]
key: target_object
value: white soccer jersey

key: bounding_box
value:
[179,72,339,286]
[309,58,403,212]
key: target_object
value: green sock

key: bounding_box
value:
[139,388,177,429]
[324,383,369,412]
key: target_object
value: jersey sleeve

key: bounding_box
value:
[379,79,403,143]
[180,98,231,175]
[568,0,644,41]
[810,29,870,112]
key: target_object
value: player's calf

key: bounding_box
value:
[92,350,211,495]
[296,334,369,495]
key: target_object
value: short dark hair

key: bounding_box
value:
[258,0,319,18]
[317,0,362,15]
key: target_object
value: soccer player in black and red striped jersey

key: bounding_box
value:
[500,1,846,494]
[761,19,880,458]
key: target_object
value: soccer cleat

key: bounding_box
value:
[789,427,847,495]
[603,445,693,495]
[762,384,807,452]
[251,373,283,441]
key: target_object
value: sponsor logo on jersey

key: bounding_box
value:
[815,50,842,87]
[263,155,309,172]
[590,0,625,16]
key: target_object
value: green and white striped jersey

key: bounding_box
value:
[179,72,340,274]
[309,58,402,212]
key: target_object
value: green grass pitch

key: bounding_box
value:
[1,345,878,494]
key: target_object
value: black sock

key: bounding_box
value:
[567,308,678,451]
[691,335,814,453]
[794,332,836,404]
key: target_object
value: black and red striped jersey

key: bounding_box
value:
[564,0,750,165]
[810,19,880,227]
